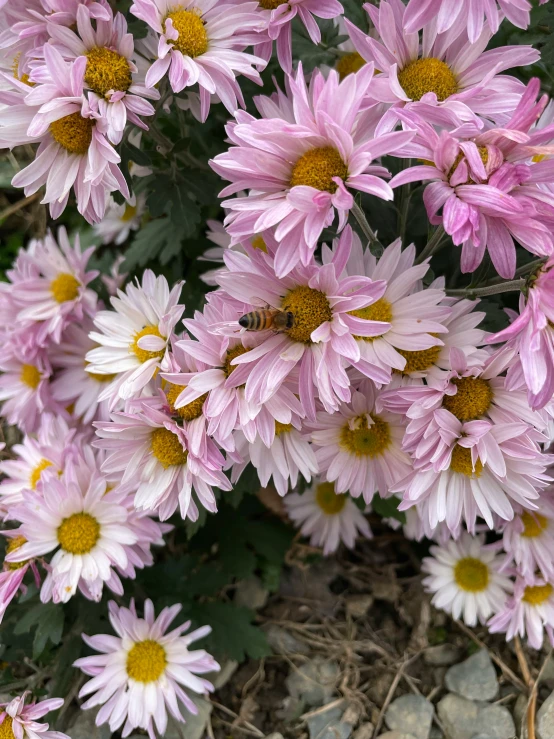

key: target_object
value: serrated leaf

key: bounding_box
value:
[123,218,182,270]
[371,494,406,524]
[190,603,270,662]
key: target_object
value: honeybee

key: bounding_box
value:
[239,308,295,332]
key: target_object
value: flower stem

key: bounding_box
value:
[416,225,446,264]
[446,279,526,298]
[351,202,382,255]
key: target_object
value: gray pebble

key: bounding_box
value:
[286,657,340,706]
[537,690,554,739]
[424,645,463,667]
[437,694,515,739]
[378,733,417,739]
[264,624,309,655]
[307,704,352,739]
[445,650,498,701]
[353,724,375,739]
[385,695,434,739]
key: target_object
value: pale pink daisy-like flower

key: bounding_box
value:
[489,574,554,650]
[0,346,53,434]
[7,457,138,604]
[9,228,98,345]
[0,45,129,223]
[75,599,219,739]
[47,4,158,144]
[344,0,539,130]
[212,228,392,418]
[130,0,265,121]
[86,270,185,403]
[488,256,554,410]
[101,254,128,296]
[94,406,231,522]
[501,496,554,581]
[422,532,512,626]
[0,692,69,739]
[93,194,145,245]
[309,381,412,502]
[284,479,371,555]
[390,80,554,278]
[211,65,414,276]
[0,532,41,624]
[231,418,318,497]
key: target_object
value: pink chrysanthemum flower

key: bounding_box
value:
[7,457,138,603]
[211,66,414,276]
[86,270,185,403]
[231,418,318,497]
[47,4,158,144]
[93,194,145,245]
[501,496,554,581]
[284,479,371,555]
[344,0,538,130]
[213,228,393,417]
[75,599,219,739]
[0,692,68,739]
[309,380,412,502]
[94,406,231,522]
[488,256,554,410]
[403,0,540,44]
[9,228,98,345]
[130,0,265,121]
[422,532,511,626]
[0,532,41,624]
[0,346,53,434]
[489,574,554,650]
[390,80,554,278]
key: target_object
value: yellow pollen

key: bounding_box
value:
[251,235,268,253]
[223,345,250,378]
[275,421,293,436]
[50,112,93,155]
[5,536,28,571]
[397,345,442,374]
[165,9,208,58]
[131,325,166,364]
[398,57,458,102]
[522,583,553,606]
[85,46,132,97]
[50,272,80,303]
[30,459,53,489]
[121,203,138,222]
[533,153,548,163]
[151,427,188,468]
[315,481,347,514]
[20,364,41,389]
[521,512,548,538]
[336,52,366,80]
[454,557,489,592]
[0,716,14,739]
[442,376,493,421]
[290,146,348,193]
[12,53,32,86]
[448,146,489,182]
[127,639,167,683]
[449,445,483,477]
[281,285,332,344]
[166,383,207,421]
[57,512,100,555]
[259,0,288,7]
[349,297,392,342]
[340,413,390,457]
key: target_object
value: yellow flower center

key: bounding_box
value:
[251,235,268,252]
[151,427,188,468]
[340,413,390,457]
[223,345,250,378]
[0,716,14,739]
[448,146,489,183]
[290,146,348,193]
[5,535,28,571]
[449,445,483,477]
[454,557,489,592]
[442,377,493,422]
[398,57,458,102]
[275,421,293,436]
[20,364,41,389]
[30,459,53,489]
[50,112,94,155]
[396,345,442,374]
[57,513,100,555]
[349,297,393,341]
[522,583,553,606]
[165,9,208,58]
[50,273,80,303]
[280,285,332,344]
[259,0,288,7]
[166,383,207,421]
[336,52,366,80]
[121,203,138,222]
[521,512,548,538]
[315,481,347,514]
[131,325,166,364]
[84,46,132,97]
[126,640,167,683]
[12,53,32,86]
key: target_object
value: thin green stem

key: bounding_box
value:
[415,225,446,264]
[446,279,526,298]
[351,202,382,253]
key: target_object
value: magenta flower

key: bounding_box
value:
[0,533,41,624]
[391,80,554,278]
[0,692,69,739]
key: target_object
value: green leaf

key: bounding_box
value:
[190,603,270,662]
[13,603,66,659]
[123,218,183,270]
[371,495,406,524]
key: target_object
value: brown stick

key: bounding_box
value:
[372,652,422,738]
[0,192,41,222]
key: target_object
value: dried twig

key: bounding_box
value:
[524,648,552,739]
[0,192,41,222]
[372,652,421,738]
[210,700,264,738]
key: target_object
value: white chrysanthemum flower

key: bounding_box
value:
[284,479,371,555]
[93,194,146,246]
[422,533,512,626]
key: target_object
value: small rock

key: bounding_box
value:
[264,624,310,654]
[445,650,498,701]
[69,710,111,739]
[346,594,374,618]
[307,704,352,739]
[378,733,417,739]
[174,698,212,739]
[385,695,434,739]
[424,645,462,667]
[276,695,304,722]
[513,693,527,739]
[212,660,238,689]
[265,734,284,739]
[353,723,375,739]
[537,689,554,739]
[286,657,340,706]
[235,577,269,609]
[437,694,515,739]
